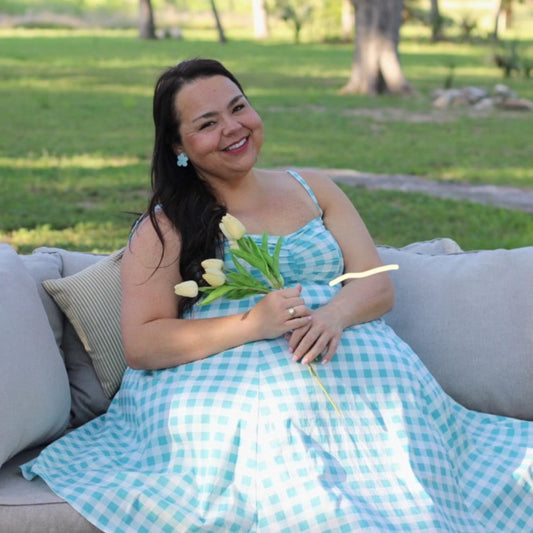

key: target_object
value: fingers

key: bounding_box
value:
[285,302,311,322]
[288,317,341,365]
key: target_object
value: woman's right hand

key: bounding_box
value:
[248,285,312,340]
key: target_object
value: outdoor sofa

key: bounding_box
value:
[1,237,532,533]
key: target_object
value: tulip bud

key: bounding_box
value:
[201,258,224,271]
[174,280,199,298]
[202,268,226,287]
[219,214,246,241]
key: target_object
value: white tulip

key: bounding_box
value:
[219,214,246,241]
[202,268,226,287]
[201,258,224,271]
[173,280,199,298]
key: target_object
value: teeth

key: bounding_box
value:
[226,138,246,151]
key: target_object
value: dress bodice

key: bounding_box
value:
[190,211,344,319]
[232,217,344,287]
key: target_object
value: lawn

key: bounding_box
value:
[1,24,532,253]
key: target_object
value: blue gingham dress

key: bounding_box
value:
[23,172,533,532]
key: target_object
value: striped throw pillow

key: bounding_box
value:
[43,249,125,399]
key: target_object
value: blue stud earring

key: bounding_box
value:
[177,153,189,167]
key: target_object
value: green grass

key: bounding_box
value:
[0,28,532,253]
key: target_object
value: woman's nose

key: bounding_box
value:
[221,114,241,135]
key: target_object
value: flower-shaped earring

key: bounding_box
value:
[177,153,189,167]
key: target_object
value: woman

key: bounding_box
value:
[23,59,533,532]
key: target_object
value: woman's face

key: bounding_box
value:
[174,75,264,183]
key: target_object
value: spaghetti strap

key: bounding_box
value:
[286,170,323,216]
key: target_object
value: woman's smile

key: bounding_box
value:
[223,136,248,153]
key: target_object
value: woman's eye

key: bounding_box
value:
[233,104,245,113]
[199,121,215,130]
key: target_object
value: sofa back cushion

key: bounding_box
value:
[33,247,112,428]
[42,250,125,400]
[378,245,533,420]
[20,251,64,352]
[0,244,70,467]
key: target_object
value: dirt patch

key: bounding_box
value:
[266,105,508,123]
[340,107,456,123]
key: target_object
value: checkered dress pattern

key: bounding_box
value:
[22,172,533,532]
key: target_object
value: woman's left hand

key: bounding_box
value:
[287,305,342,365]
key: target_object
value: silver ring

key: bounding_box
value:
[288,307,295,318]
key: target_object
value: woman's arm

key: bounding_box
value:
[120,213,311,370]
[287,170,394,365]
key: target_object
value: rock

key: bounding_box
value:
[498,98,533,111]
[432,89,461,108]
[493,84,517,100]
[462,86,488,104]
[156,27,183,40]
[431,85,530,112]
[472,98,495,111]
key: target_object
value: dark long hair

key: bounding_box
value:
[148,58,245,316]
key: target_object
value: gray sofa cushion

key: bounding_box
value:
[378,245,533,420]
[20,252,63,354]
[31,248,111,428]
[0,245,70,468]
[0,448,101,533]
[42,250,125,400]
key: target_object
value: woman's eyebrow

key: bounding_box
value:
[191,94,244,123]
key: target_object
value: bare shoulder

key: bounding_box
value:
[124,210,181,271]
[290,168,351,209]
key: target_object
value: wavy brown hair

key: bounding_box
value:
[147,58,246,316]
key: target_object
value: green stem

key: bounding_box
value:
[308,363,342,416]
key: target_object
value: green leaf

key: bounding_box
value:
[198,284,235,306]
[231,254,252,277]
[225,288,263,300]
[261,232,269,255]
[232,248,268,273]
[272,236,284,288]
[226,271,269,290]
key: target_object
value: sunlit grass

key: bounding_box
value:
[0,154,140,169]
[0,223,130,254]
[1,26,532,253]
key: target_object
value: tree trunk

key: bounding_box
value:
[492,0,504,40]
[210,0,228,43]
[341,0,413,95]
[138,0,156,40]
[504,0,513,29]
[253,0,270,39]
[342,0,354,42]
[429,0,443,41]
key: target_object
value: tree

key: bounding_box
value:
[210,0,227,43]
[341,0,354,42]
[341,0,413,95]
[492,0,524,41]
[429,0,444,41]
[273,0,314,44]
[253,0,270,39]
[139,0,156,40]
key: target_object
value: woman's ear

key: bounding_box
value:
[172,143,182,156]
